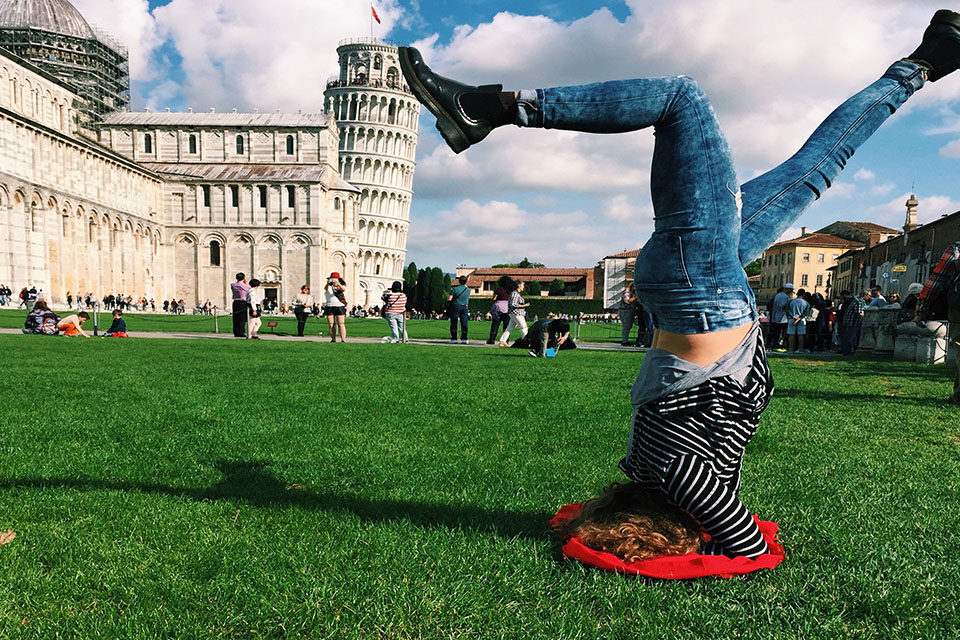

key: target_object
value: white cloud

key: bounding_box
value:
[854,168,875,181]
[150,0,402,112]
[871,182,896,197]
[939,138,960,158]
[861,192,960,228]
[406,199,650,267]
[73,0,162,81]
[776,226,804,244]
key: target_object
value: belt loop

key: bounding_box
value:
[699,312,709,331]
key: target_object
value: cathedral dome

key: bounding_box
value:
[0,0,95,40]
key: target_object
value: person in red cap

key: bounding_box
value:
[323,272,348,342]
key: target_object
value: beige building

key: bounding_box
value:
[0,47,164,301]
[96,110,361,307]
[0,0,420,309]
[758,227,863,301]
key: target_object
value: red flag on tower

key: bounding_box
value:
[371,5,381,24]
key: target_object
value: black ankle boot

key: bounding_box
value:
[398,46,514,153]
[907,9,960,82]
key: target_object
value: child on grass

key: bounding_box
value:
[104,310,128,337]
[399,9,960,559]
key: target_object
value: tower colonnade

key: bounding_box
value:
[324,38,419,307]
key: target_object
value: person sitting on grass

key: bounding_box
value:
[398,8,959,559]
[58,311,91,338]
[104,310,128,338]
[22,300,59,335]
[525,318,571,358]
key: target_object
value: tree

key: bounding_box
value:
[744,258,762,277]
[526,280,542,296]
[430,267,446,312]
[549,279,566,296]
[404,262,418,309]
[491,257,546,269]
[415,268,429,311]
[443,273,452,295]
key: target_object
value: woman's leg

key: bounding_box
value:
[737,61,925,265]
[326,315,335,341]
[337,316,347,341]
[499,316,516,344]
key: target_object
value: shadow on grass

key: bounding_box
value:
[0,461,556,542]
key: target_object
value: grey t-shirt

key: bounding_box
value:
[630,323,761,409]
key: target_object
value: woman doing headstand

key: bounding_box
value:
[399,10,960,559]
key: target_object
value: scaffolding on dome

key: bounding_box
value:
[0,22,130,121]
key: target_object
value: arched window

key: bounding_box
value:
[387,67,399,89]
[144,133,152,153]
[258,185,267,208]
[201,185,211,207]
[373,55,382,70]
[333,197,340,210]
[286,135,294,155]
[236,134,244,154]
[209,240,221,266]
[286,185,296,208]
[230,185,239,207]
[188,134,197,154]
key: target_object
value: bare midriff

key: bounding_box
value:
[651,322,754,367]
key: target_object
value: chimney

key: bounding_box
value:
[904,193,919,233]
[801,226,808,236]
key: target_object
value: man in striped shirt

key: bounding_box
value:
[914,242,960,403]
[382,281,408,343]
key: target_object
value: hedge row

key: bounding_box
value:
[468,297,605,318]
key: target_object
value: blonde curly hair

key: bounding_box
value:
[554,482,706,562]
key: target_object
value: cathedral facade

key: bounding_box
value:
[0,0,419,309]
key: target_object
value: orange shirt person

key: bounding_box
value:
[58,311,91,337]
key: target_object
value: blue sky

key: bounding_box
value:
[73,0,960,271]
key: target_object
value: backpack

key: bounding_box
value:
[39,312,61,335]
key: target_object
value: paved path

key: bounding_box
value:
[1,326,843,357]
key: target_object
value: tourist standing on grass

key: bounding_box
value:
[246,279,262,340]
[487,278,511,344]
[398,7,955,558]
[324,272,348,343]
[914,240,960,404]
[768,284,792,352]
[292,284,314,337]
[231,273,250,338]
[382,281,408,343]
[447,275,471,344]
[619,282,642,346]
[838,290,866,355]
[498,280,529,346]
[787,288,811,353]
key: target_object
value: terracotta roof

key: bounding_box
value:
[604,248,641,259]
[467,268,591,277]
[823,221,899,233]
[767,233,864,250]
[464,268,591,288]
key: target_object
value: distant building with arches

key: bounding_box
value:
[0,0,420,309]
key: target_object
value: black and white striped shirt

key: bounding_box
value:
[620,333,774,558]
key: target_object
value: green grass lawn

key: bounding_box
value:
[1,335,958,639]
[0,308,629,343]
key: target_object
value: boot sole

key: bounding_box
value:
[398,47,471,153]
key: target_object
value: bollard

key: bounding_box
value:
[93,302,99,336]
[214,306,219,333]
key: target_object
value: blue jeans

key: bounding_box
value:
[517,60,925,334]
[449,304,469,340]
[385,312,406,341]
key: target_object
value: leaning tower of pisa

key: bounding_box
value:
[324,38,420,306]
